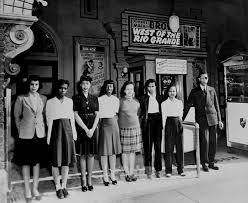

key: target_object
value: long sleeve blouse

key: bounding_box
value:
[161,98,183,128]
[46,96,77,144]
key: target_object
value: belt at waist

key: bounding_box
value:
[82,113,94,116]
[148,112,161,119]
[167,116,180,119]
[148,112,160,116]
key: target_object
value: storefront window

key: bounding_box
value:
[226,65,248,103]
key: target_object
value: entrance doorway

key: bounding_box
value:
[157,74,186,102]
[129,66,144,99]
[9,22,59,184]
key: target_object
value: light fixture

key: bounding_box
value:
[169,14,180,33]
[121,67,128,77]
[169,0,180,33]
[36,0,48,6]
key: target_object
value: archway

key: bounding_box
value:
[8,21,61,199]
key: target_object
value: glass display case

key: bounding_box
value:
[223,54,248,150]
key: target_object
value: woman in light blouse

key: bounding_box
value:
[161,84,185,177]
[46,79,77,199]
[98,80,121,186]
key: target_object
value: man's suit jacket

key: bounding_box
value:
[139,94,164,131]
[14,93,47,139]
[183,85,221,126]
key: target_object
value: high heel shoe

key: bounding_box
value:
[32,190,42,201]
[81,186,88,192]
[109,177,117,185]
[25,196,32,203]
[88,185,94,191]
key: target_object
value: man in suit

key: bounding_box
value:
[140,79,164,178]
[183,70,223,172]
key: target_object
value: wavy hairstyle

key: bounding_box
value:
[25,75,43,93]
[120,81,135,98]
[144,78,157,93]
[99,79,116,96]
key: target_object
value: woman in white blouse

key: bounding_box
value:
[98,80,121,186]
[161,84,185,177]
[46,79,77,199]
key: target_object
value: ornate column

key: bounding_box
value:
[0,0,46,202]
[104,22,129,95]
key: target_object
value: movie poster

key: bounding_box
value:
[77,46,105,95]
[183,25,197,48]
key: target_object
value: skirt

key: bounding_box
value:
[76,113,98,155]
[49,119,76,167]
[98,117,121,156]
[120,127,142,153]
[15,134,47,166]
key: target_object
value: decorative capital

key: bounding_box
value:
[3,24,34,58]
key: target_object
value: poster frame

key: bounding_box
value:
[73,37,110,95]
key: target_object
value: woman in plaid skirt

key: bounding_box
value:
[118,81,142,182]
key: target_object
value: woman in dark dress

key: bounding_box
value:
[73,75,99,192]
[46,79,77,199]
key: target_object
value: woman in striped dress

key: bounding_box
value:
[118,81,142,182]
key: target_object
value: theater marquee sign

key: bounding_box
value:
[129,16,200,48]
[131,17,182,47]
[121,11,205,55]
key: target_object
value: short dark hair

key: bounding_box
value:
[198,69,208,78]
[51,79,70,96]
[165,83,177,98]
[120,81,134,98]
[25,75,42,93]
[57,79,70,88]
[144,79,157,92]
[79,75,92,83]
[99,80,116,96]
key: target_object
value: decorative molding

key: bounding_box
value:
[3,24,34,58]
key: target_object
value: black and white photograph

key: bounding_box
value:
[1,0,248,203]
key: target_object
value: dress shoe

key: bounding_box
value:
[103,180,110,186]
[130,174,137,182]
[56,189,64,199]
[25,196,32,203]
[88,185,94,191]
[202,164,209,172]
[147,174,152,179]
[125,175,131,182]
[179,172,186,177]
[166,173,171,177]
[62,188,69,198]
[209,164,219,170]
[81,186,88,192]
[32,190,42,201]
[155,171,161,178]
[110,177,117,185]
[33,195,42,201]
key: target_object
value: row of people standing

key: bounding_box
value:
[14,70,223,202]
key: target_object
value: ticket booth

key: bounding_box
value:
[222,53,248,150]
[156,58,187,101]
